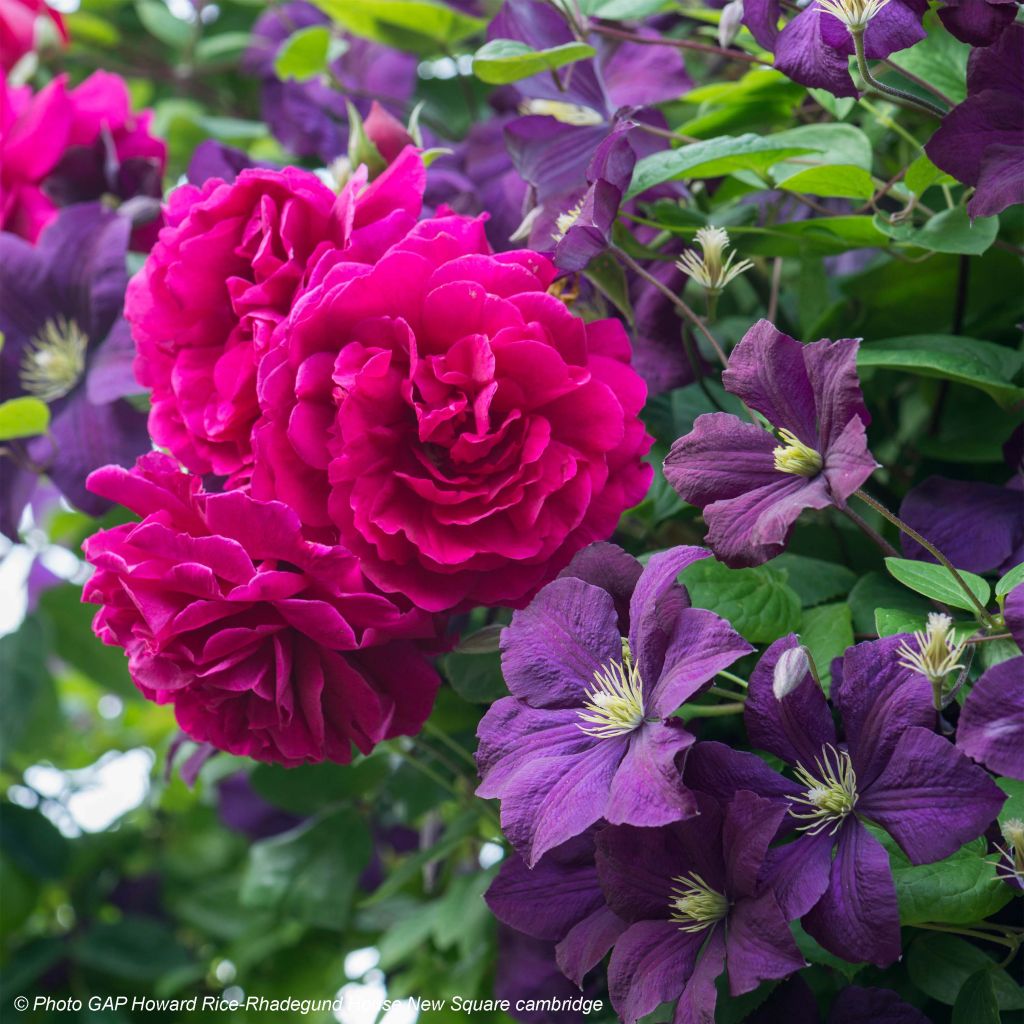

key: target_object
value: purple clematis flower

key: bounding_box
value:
[475,543,752,866]
[938,0,1019,47]
[926,24,1024,218]
[744,0,927,97]
[748,973,931,1023]
[957,584,1024,780]
[596,790,805,1024]
[663,319,878,568]
[486,828,626,986]
[552,123,636,272]
[687,634,1005,966]
[0,204,148,538]
[243,1,417,164]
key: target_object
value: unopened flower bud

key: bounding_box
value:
[773,645,812,699]
[676,226,753,297]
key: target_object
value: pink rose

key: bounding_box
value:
[127,149,426,483]
[252,213,654,611]
[83,453,443,766]
[0,0,67,73]
[0,71,166,242]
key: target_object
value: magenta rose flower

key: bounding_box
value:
[0,71,165,242]
[82,452,443,766]
[127,150,426,485]
[252,213,654,611]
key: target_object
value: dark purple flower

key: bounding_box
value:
[486,829,626,986]
[0,204,148,538]
[596,791,805,1024]
[186,140,266,187]
[243,1,417,163]
[829,985,931,1024]
[926,24,1024,218]
[217,773,305,839]
[687,635,1006,966]
[957,652,1024,780]
[476,544,752,865]
[938,0,1019,46]
[898,476,1024,575]
[745,0,928,97]
[552,123,636,272]
[664,319,878,568]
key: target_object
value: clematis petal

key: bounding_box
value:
[831,636,934,787]
[673,927,727,1024]
[828,985,932,1024]
[860,725,1008,862]
[726,888,806,995]
[605,719,698,827]
[803,820,901,967]
[762,830,834,920]
[608,919,704,1024]
[558,541,643,633]
[956,656,1024,779]
[774,7,859,98]
[723,790,790,899]
[684,740,803,807]
[648,607,753,718]
[745,634,836,768]
[556,905,628,987]
[499,576,622,708]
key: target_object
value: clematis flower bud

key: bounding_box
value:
[773,645,812,698]
[896,612,969,708]
[676,226,753,317]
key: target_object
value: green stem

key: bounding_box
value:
[716,670,749,690]
[422,719,478,771]
[853,490,998,627]
[708,685,747,702]
[686,702,746,717]
[914,922,1017,949]
[839,503,900,558]
[851,29,946,119]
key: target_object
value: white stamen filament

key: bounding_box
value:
[676,226,754,294]
[669,872,730,932]
[790,744,858,835]
[896,613,968,687]
[816,0,891,29]
[20,316,89,402]
[773,428,824,477]
[577,656,645,739]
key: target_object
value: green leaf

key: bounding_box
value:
[859,335,1024,409]
[0,804,69,880]
[888,13,969,104]
[584,251,635,325]
[848,571,933,634]
[876,207,1000,256]
[0,397,50,440]
[875,607,976,644]
[894,838,1012,926]
[194,31,253,63]
[799,603,853,691]
[884,557,991,612]
[953,970,1001,1024]
[441,649,508,704]
[73,917,194,981]
[579,0,671,16]
[680,558,801,644]
[135,0,191,48]
[312,0,485,53]
[471,38,595,85]
[767,123,874,172]
[628,135,814,197]
[241,808,371,928]
[250,755,390,815]
[779,164,874,200]
[907,933,1024,1009]
[996,562,1024,598]
[997,776,1024,822]
[273,26,331,81]
[0,617,59,765]
[905,153,956,196]
[769,554,856,607]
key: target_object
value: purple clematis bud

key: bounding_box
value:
[663,319,879,568]
[926,23,1024,217]
[686,635,1006,966]
[596,791,806,1024]
[475,543,752,866]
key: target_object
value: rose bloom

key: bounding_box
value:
[83,453,443,766]
[127,150,426,483]
[252,204,653,611]
[0,71,165,242]
[0,0,67,73]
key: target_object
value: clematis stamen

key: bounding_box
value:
[994,818,1024,886]
[676,226,754,295]
[518,99,605,126]
[577,656,645,738]
[669,872,730,933]
[896,612,968,708]
[773,429,823,477]
[816,0,891,29]
[20,315,89,402]
[552,200,584,243]
[790,744,858,835]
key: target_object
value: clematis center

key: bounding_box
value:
[773,429,823,477]
[995,818,1024,887]
[20,316,89,402]
[790,744,858,835]
[816,0,890,29]
[553,200,584,243]
[577,649,644,739]
[669,872,730,933]
[518,99,605,126]
[896,612,967,688]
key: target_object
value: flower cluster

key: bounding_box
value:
[82,147,652,762]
